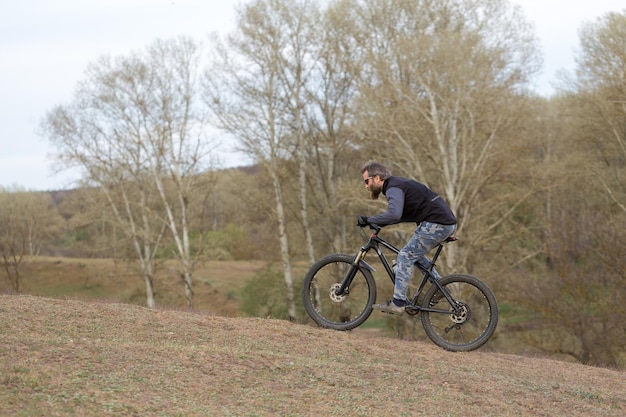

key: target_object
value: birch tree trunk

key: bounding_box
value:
[271,170,297,320]
[102,179,164,309]
[204,0,303,320]
[143,38,210,307]
[271,0,320,265]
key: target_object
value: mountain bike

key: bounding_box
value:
[302,222,498,352]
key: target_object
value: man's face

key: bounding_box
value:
[362,171,383,200]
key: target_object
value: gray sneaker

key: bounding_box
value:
[372,300,405,315]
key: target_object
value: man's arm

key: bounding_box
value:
[366,187,404,225]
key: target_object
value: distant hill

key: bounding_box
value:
[1,295,624,416]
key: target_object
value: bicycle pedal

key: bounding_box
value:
[404,305,420,315]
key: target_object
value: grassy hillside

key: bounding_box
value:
[1,295,624,416]
[13,257,269,316]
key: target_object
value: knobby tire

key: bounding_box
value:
[302,254,376,331]
[421,273,498,352]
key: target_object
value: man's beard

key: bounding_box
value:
[370,188,381,200]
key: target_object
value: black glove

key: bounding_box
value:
[356,215,369,227]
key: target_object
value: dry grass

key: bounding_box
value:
[1,294,624,417]
[13,257,268,316]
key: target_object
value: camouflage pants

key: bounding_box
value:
[394,221,456,303]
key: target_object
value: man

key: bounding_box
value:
[358,160,457,315]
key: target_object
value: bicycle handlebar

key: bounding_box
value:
[356,216,382,234]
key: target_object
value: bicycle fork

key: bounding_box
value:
[334,249,368,297]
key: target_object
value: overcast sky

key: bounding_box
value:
[1,0,624,191]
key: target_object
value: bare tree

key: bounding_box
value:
[205,0,300,320]
[139,38,213,307]
[270,0,321,266]
[0,188,63,291]
[561,11,626,212]
[304,0,367,255]
[513,10,626,367]
[41,37,210,308]
[43,98,165,308]
[510,186,626,367]
[0,189,28,292]
[350,0,542,271]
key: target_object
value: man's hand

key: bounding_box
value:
[356,215,369,227]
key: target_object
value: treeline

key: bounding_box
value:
[1,0,624,368]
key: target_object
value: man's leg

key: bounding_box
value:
[393,222,456,302]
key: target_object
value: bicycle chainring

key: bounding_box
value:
[450,302,470,324]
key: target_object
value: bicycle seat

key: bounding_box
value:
[445,236,458,243]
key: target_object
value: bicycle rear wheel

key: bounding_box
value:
[421,273,498,352]
[302,254,376,331]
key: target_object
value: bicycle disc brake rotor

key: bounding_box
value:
[450,303,470,324]
[329,283,347,302]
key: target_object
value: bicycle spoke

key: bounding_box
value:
[422,274,498,351]
[302,254,376,331]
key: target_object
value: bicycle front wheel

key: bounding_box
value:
[421,273,498,352]
[302,254,376,331]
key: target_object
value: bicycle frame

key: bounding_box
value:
[335,224,455,314]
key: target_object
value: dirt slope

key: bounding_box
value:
[0,295,624,416]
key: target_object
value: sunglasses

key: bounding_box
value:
[364,176,375,185]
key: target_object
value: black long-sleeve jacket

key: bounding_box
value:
[367,176,457,226]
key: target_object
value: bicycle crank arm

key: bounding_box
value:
[444,323,464,333]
